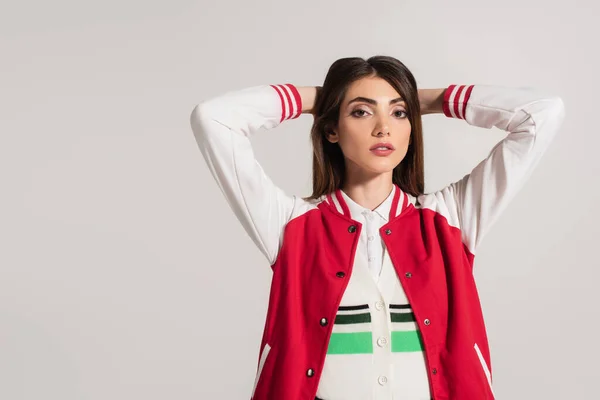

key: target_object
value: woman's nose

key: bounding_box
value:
[374,124,390,136]
[373,116,390,136]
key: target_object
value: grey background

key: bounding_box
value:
[1,0,598,398]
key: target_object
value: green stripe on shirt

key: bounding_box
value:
[327,332,373,354]
[391,330,424,352]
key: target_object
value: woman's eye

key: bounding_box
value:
[351,109,368,117]
[351,109,407,118]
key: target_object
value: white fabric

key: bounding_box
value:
[316,185,430,400]
[339,187,395,282]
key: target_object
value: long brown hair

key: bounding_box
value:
[304,55,424,201]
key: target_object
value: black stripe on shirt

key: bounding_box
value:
[338,304,369,311]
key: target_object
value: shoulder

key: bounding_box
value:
[288,193,325,222]
[413,186,462,231]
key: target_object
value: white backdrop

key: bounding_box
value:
[1,0,598,398]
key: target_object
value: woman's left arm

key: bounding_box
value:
[421,84,566,256]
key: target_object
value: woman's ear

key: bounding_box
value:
[326,127,339,144]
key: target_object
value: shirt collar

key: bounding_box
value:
[339,185,396,222]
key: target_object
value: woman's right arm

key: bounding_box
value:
[189,84,317,266]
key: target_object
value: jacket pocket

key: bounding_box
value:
[251,342,272,399]
[474,342,494,397]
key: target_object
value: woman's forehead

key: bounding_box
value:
[343,77,403,104]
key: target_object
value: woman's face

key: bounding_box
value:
[328,76,411,178]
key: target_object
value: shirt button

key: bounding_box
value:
[375,301,384,311]
[306,368,315,377]
[376,337,388,347]
[368,235,375,241]
[405,272,412,278]
[320,317,328,326]
[378,375,388,385]
[368,256,375,262]
[424,318,431,326]
[384,229,392,235]
[432,368,438,375]
[336,271,346,278]
[348,225,357,233]
[367,213,374,221]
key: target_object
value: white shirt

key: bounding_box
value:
[339,188,395,283]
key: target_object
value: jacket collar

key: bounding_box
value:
[324,184,411,222]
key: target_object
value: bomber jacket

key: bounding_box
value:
[189,82,565,399]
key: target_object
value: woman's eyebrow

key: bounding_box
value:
[347,96,405,106]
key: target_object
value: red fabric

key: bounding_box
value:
[269,84,287,123]
[285,83,303,119]
[443,84,475,120]
[251,185,494,400]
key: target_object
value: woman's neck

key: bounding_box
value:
[341,174,394,211]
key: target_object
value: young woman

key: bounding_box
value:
[189,56,565,400]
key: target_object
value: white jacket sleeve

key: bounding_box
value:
[189,83,303,265]
[433,84,566,255]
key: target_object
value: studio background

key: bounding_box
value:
[1,0,598,398]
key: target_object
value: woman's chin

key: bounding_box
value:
[366,158,402,173]
[361,163,397,175]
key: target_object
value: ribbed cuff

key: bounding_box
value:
[442,84,474,120]
[270,83,303,123]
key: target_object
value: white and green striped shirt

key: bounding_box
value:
[316,185,431,400]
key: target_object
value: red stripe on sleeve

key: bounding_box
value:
[278,84,293,120]
[284,83,303,119]
[270,84,286,123]
[453,85,465,119]
[442,85,455,118]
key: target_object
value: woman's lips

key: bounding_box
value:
[370,143,395,156]
[370,148,395,156]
